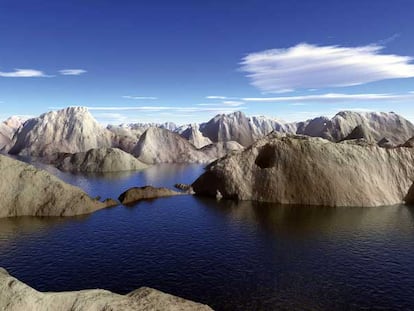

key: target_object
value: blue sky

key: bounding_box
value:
[1,0,414,124]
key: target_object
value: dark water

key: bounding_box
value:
[1,164,414,310]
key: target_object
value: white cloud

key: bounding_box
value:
[242,92,414,103]
[206,95,228,99]
[198,100,245,107]
[0,69,50,78]
[123,96,158,100]
[240,43,414,93]
[59,69,87,76]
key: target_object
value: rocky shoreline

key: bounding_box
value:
[0,268,213,311]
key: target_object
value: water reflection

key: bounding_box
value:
[197,198,414,238]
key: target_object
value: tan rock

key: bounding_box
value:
[52,148,148,172]
[0,155,112,217]
[118,186,183,205]
[192,134,414,207]
[0,268,213,311]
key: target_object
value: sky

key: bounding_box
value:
[1,0,414,125]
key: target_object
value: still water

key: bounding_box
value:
[1,163,414,310]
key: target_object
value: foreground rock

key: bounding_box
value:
[51,148,148,172]
[9,107,113,157]
[0,268,213,311]
[133,127,211,164]
[192,134,414,207]
[0,155,115,217]
[405,183,414,205]
[118,186,183,205]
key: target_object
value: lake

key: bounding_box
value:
[1,163,414,310]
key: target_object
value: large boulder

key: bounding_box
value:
[192,134,414,207]
[0,154,115,217]
[9,107,113,157]
[405,183,414,205]
[52,148,148,172]
[133,127,211,164]
[0,268,213,311]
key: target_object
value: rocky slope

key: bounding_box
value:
[298,111,414,146]
[200,141,244,159]
[133,127,211,164]
[199,111,257,146]
[0,116,25,152]
[0,154,115,217]
[52,148,148,172]
[192,134,414,207]
[0,268,213,311]
[9,107,113,157]
[180,123,213,148]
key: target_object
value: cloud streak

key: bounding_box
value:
[59,69,87,75]
[242,92,414,103]
[0,69,50,78]
[123,96,158,100]
[240,43,414,93]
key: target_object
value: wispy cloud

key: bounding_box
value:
[0,69,50,78]
[241,43,414,93]
[198,100,245,107]
[206,95,228,99]
[242,92,414,103]
[59,69,87,76]
[123,96,158,100]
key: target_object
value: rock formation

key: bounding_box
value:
[0,116,25,152]
[405,182,414,205]
[298,111,414,146]
[192,134,414,207]
[0,154,116,217]
[0,268,213,311]
[133,127,211,164]
[51,148,148,172]
[200,141,244,159]
[9,107,113,157]
[118,186,183,205]
[402,136,414,148]
[199,111,256,146]
[180,124,212,148]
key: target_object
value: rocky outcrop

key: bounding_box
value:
[51,148,148,172]
[200,141,244,159]
[133,127,211,164]
[9,107,113,157]
[298,111,414,146]
[180,124,212,148]
[0,268,213,311]
[0,116,25,152]
[0,154,115,217]
[402,137,414,148]
[118,186,183,205]
[199,111,256,146]
[405,183,414,205]
[192,134,414,207]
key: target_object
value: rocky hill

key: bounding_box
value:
[133,127,211,164]
[192,134,414,207]
[9,107,113,157]
[0,154,115,217]
[52,148,148,172]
